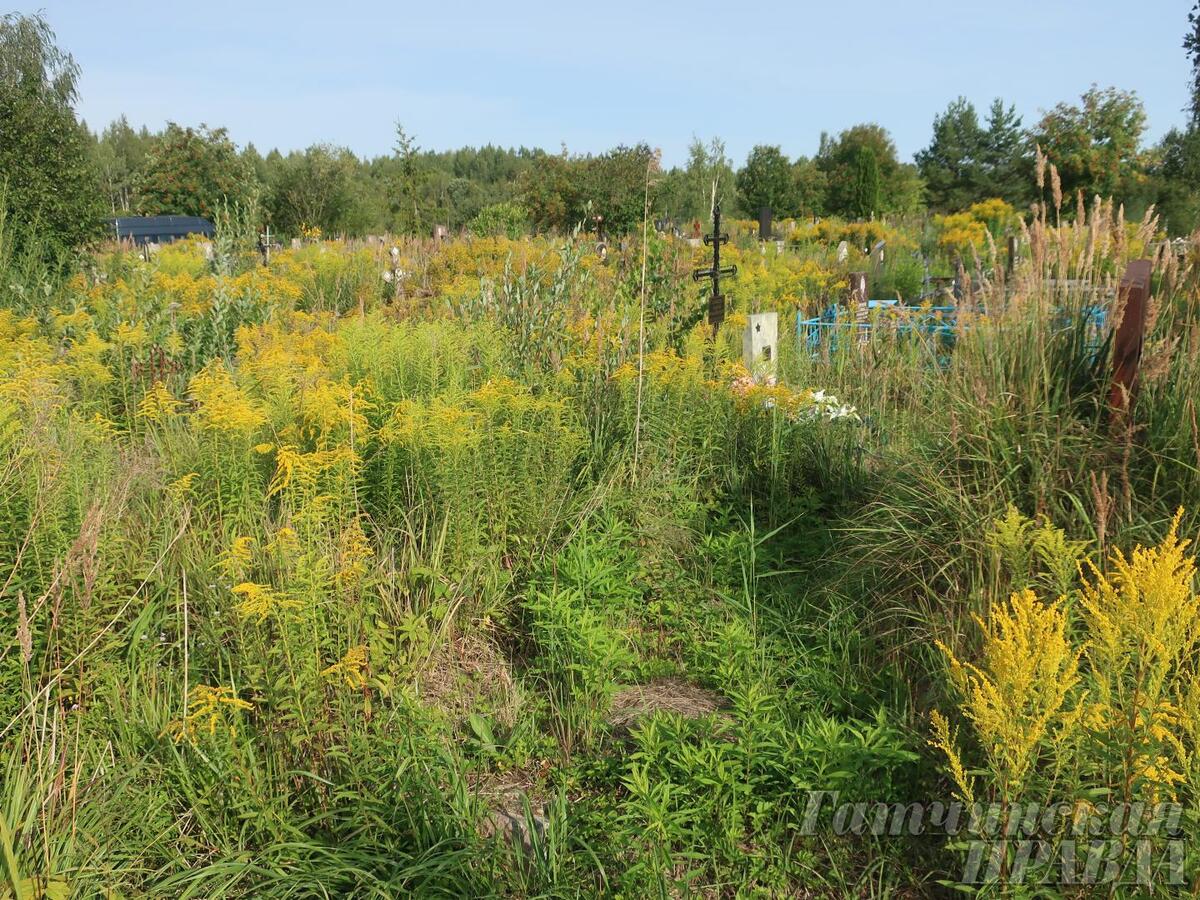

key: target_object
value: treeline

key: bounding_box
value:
[5,9,1200,272]
[87,81,1200,243]
[90,119,546,237]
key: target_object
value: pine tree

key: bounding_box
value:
[915,97,985,211]
[981,100,1031,206]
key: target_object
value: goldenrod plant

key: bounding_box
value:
[0,188,1196,895]
[933,510,1200,891]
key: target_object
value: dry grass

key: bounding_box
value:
[608,677,727,730]
[417,631,520,729]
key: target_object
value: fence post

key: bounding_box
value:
[1109,259,1153,418]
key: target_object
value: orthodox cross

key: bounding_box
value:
[692,202,737,329]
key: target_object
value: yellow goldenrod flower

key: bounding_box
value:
[137,381,181,423]
[335,519,374,588]
[937,589,1082,793]
[167,472,199,499]
[231,581,299,623]
[320,645,368,689]
[188,363,267,436]
[165,685,253,742]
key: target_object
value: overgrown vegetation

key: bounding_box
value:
[3,7,1200,898]
[0,163,1196,895]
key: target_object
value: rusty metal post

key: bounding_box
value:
[1007,235,1018,276]
[1109,259,1153,417]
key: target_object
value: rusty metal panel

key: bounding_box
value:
[1109,259,1153,415]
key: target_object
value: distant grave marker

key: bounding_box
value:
[758,206,772,241]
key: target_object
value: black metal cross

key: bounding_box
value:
[692,202,737,329]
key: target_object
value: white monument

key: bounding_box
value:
[743,312,778,377]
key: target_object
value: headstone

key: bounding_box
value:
[200,242,214,261]
[848,272,868,304]
[291,238,302,250]
[433,224,449,242]
[837,241,849,264]
[743,312,778,376]
[774,239,785,254]
[758,206,773,241]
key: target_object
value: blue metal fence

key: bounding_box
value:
[797,300,1109,359]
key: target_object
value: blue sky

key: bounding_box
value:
[32,0,1196,167]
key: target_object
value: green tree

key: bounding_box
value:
[136,123,255,219]
[577,144,658,234]
[1153,127,1200,233]
[736,145,798,218]
[1032,86,1147,201]
[678,136,736,221]
[917,98,1031,211]
[92,115,151,214]
[980,99,1031,206]
[791,155,827,217]
[818,124,923,218]
[916,97,986,211]
[0,12,104,262]
[467,201,527,239]
[519,143,656,235]
[848,145,882,219]
[392,123,425,233]
[518,150,576,233]
[1156,4,1200,233]
[241,142,270,186]
[266,144,360,236]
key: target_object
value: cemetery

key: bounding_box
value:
[2,6,1200,898]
